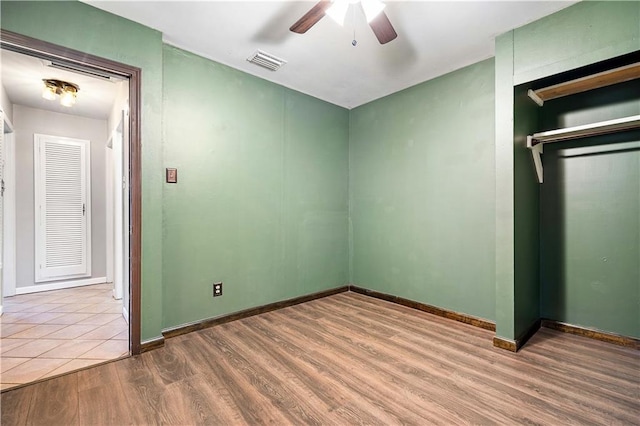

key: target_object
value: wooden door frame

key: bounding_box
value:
[0,29,142,355]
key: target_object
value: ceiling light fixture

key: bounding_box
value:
[326,0,350,26]
[42,79,80,107]
[326,0,386,26]
[361,0,386,23]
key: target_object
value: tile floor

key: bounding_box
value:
[0,283,129,390]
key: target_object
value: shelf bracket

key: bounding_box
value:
[527,89,544,107]
[526,115,640,183]
[527,136,543,184]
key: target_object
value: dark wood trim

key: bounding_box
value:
[162,286,350,340]
[1,29,143,355]
[349,286,496,331]
[542,319,640,350]
[140,336,165,353]
[492,336,517,352]
[516,318,542,350]
[127,56,142,357]
[493,319,541,352]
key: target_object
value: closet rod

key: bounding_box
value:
[528,115,640,146]
[526,115,640,184]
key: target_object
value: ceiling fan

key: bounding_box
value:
[290,0,398,45]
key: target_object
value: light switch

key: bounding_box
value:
[166,168,177,183]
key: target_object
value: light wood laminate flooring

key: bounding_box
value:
[1,292,638,424]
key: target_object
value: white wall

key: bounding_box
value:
[105,80,128,285]
[0,83,13,123]
[15,104,108,288]
[107,81,128,136]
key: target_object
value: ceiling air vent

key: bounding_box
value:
[247,50,287,71]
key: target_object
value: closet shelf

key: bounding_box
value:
[526,115,640,184]
[527,62,640,106]
[528,115,640,146]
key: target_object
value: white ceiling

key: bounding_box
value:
[1,48,121,120]
[85,0,578,109]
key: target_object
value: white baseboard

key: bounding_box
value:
[0,305,3,315]
[15,277,108,295]
[122,305,130,325]
[112,287,123,300]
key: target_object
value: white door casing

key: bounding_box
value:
[105,143,114,285]
[2,113,16,297]
[1,109,4,305]
[112,122,123,300]
[34,134,92,282]
[122,108,130,322]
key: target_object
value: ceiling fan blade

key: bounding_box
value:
[369,11,397,44]
[290,1,332,34]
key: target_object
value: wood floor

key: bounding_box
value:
[2,292,639,425]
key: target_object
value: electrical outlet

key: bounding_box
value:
[213,282,223,297]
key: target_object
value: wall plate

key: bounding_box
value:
[213,282,223,297]
[166,168,177,183]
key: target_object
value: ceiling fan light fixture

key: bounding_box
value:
[326,0,350,26]
[290,0,396,44]
[361,0,385,23]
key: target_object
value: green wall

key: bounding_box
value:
[494,33,516,338]
[496,0,640,341]
[1,2,349,341]
[512,1,640,85]
[349,59,496,321]
[1,1,164,341]
[162,46,349,328]
[539,81,640,338]
[3,0,638,346]
[513,84,540,339]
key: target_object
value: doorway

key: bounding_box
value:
[0,29,142,389]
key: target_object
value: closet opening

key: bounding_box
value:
[514,50,640,346]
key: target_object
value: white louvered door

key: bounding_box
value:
[34,134,91,282]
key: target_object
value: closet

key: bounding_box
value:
[519,51,640,339]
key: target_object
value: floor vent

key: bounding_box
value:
[247,50,287,71]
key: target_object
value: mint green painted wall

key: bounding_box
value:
[513,85,540,339]
[4,0,636,345]
[349,59,496,321]
[494,32,516,339]
[513,1,640,85]
[540,81,640,338]
[1,1,164,341]
[495,0,638,341]
[162,46,349,328]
